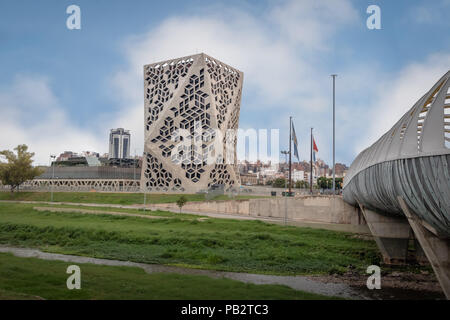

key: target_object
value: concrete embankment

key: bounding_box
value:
[153,196,370,234]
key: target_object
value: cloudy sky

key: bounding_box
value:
[1,0,449,166]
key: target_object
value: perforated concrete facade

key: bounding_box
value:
[141,53,243,193]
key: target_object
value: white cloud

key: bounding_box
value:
[108,0,449,165]
[1,0,359,166]
[3,0,447,169]
[269,0,358,49]
[0,75,104,165]
[355,53,450,154]
[110,0,359,162]
[113,0,358,106]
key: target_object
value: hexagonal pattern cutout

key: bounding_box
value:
[141,54,243,193]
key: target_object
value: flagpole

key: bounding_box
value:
[310,127,313,195]
[289,116,292,194]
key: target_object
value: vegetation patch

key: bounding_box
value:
[0,253,334,300]
[0,202,382,275]
[0,191,263,205]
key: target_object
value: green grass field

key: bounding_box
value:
[0,191,261,205]
[0,253,332,300]
[0,202,381,275]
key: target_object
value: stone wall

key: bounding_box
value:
[153,195,365,226]
[248,196,363,225]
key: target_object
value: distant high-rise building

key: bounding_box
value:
[109,128,131,159]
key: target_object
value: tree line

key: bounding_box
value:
[266,176,343,189]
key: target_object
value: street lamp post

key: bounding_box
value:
[310,128,313,195]
[331,74,337,195]
[288,116,292,194]
[133,149,137,181]
[49,155,56,202]
[281,150,290,225]
[281,151,290,188]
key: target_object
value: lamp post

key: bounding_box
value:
[281,150,290,225]
[281,151,290,190]
[49,155,56,202]
[133,148,137,181]
[288,116,292,194]
[331,74,337,195]
[310,128,313,195]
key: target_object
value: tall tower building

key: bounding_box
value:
[141,53,243,193]
[109,128,131,159]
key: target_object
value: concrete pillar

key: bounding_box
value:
[358,203,411,264]
[398,197,450,299]
[411,238,430,265]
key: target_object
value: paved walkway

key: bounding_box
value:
[0,246,369,300]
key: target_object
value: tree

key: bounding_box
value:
[176,195,188,213]
[317,176,330,189]
[0,145,43,192]
[295,180,309,189]
[315,176,344,190]
[335,177,344,190]
[272,178,286,188]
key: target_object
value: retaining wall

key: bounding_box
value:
[154,196,365,226]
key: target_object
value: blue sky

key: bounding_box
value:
[1,0,449,165]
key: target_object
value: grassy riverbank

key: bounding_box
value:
[0,202,381,275]
[0,191,262,205]
[0,253,332,300]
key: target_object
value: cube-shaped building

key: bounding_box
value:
[141,53,243,193]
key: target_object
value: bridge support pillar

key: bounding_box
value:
[358,203,411,264]
[398,197,450,299]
